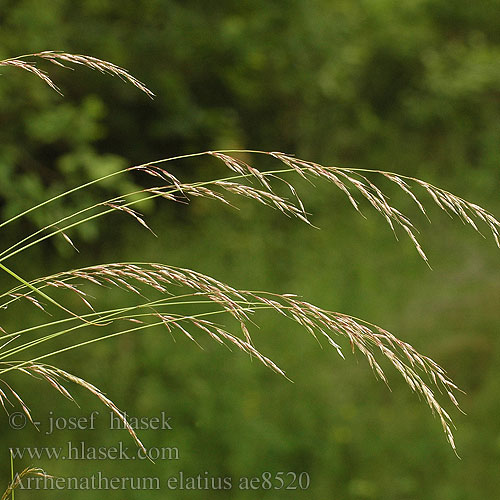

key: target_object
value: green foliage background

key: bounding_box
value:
[1,1,500,498]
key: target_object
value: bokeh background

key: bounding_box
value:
[1,1,500,498]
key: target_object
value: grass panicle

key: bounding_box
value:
[0,262,463,451]
[0,51,154,98]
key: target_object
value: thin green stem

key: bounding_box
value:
[0,170,125,230]
[0,293,199,341]
[0,296,255,360]
[0,165,298,263]
[10,448,14,500]
[0,149,252,231]
[0,263,105,327]
[0,305,271,377]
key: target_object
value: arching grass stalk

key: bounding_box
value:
[2,150,499,265]
[0,164,299,262]
[0,299,268,361]
[0,262,463,452]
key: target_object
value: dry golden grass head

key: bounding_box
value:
[0,51,154,98]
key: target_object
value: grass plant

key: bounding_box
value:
[2,51,499,459]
